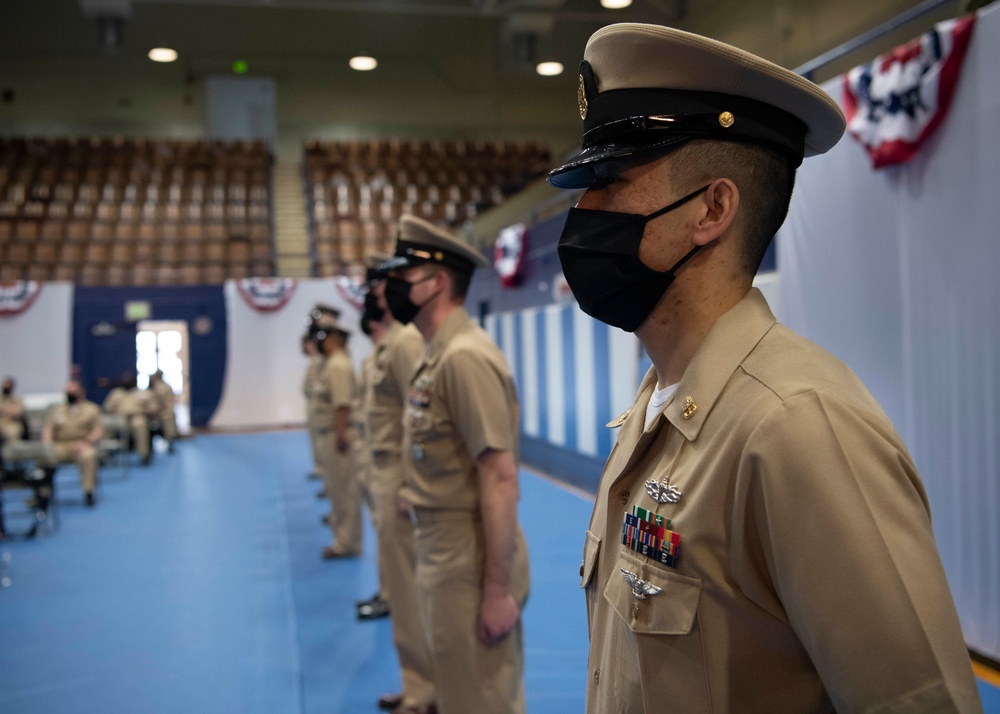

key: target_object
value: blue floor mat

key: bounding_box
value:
[0,431,996,713]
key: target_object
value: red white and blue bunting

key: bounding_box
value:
[333,276,365,310]
[495,223,527,288]
[844,15,976,169]
[235,278,298,312]
[0,281,43,317]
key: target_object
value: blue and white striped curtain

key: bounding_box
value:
[485,303,640,462]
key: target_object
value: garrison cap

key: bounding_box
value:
[310,312,350,340]
[364,251,391,283]
[378,215,488,276]
[547,23,846,189]
[309,302,341,321]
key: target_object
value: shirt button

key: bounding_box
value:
[593,669,600,684]
[619,490,629,505]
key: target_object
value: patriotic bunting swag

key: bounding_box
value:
[236,278,297,312]
[0,281,43,317]
[844,15,976,169]
[495,223,527,288]
[333,276,365,310]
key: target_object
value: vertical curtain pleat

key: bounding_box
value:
[779,3,1000,660]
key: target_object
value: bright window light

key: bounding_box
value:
[601,0,633,8]
[349,55,378,71]
[148,47,178,63]
[536,61,564,77]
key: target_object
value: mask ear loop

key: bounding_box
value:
[642,184,711,273]
[642,184,710,222]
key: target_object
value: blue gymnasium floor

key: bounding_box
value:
[0,430,998,714]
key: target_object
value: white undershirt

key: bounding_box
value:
[644,381,679,430]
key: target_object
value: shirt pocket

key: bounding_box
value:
[581,530,601,588]
[405,405,452,470]
[603,550,701,636]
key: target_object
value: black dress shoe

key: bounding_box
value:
[355,591,381,607]
[357,596,391,620]
[377,693,403,710]
[392,704,437,714]
[84,492,96,507]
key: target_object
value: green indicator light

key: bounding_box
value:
[232,60,249,74]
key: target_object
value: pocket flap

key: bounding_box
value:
[604,551,701,635]
[580,530,601,588]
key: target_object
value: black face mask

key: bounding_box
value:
[384,274,437,325]
[363,292,385,324]
[557,185,709,333]
[66,393,79,405]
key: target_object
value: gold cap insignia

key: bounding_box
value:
[578,74,588,120]
[718,111,735,128]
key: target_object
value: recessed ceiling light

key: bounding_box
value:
[601,0,633,8]
[148,47,178,63]
[349,55,378,71]
[536,61,564,77]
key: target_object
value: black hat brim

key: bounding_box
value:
[547,135,692,190]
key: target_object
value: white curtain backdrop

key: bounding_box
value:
[779,2,1000,660]
[210,278,372,429]
[0,282,74,395]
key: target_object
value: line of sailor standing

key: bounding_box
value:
[300,215,530,714]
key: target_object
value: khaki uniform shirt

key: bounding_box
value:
[401,308,519,510]
[324,349,356,416]
[368,322,424,458]
[0,394,25,438]
[151,380,175,413]
[305,354,333,430]
[45,400,102,443]
[355,353,375,439]
[303,354,325,401]
[104,388,156,416]
[583,289,981,714]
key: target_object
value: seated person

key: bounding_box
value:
[0,376,25,443]
[103,374,155,466]
[148,371,177,451]
[41,381,103,507]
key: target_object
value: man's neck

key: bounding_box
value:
[414,298,459,343]
[637,282,749,387]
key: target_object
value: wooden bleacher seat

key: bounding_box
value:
[0,136,275,287]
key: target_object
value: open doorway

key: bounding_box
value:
[136,320,191,436]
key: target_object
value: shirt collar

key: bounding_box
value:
[424,306,472,368]
[665,288,776,441]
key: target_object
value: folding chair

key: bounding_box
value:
[98,414,132,481]
[0,440,58,539]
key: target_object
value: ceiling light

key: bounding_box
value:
[601,0,633,8]
[536,61,564,77]
[349,55,378,71]
[148,47,178,63]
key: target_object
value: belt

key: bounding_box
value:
[409,507,480,527]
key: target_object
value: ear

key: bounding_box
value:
[691,178,739,247]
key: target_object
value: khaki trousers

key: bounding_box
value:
[371,456,435,707]
[0,420,23,442]
[358,447,387,598]
[307,417,322,474]
[317,428,362,553]
[160,409,178,441]
[413,512,530,714]
[128,414,151,459]
[49,441,99,493]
